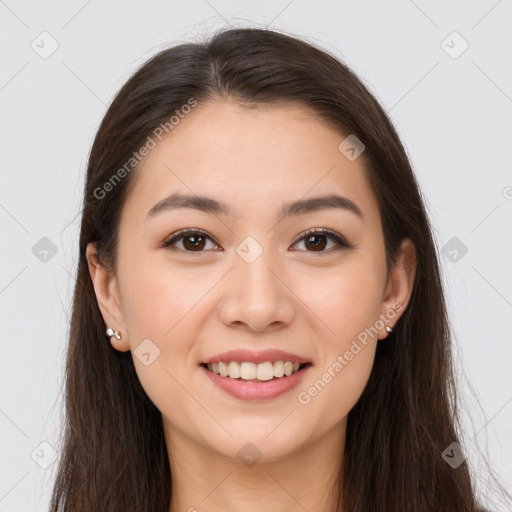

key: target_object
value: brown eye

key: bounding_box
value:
[163,228,350,254]
[182,234,206,251]
[292,229,350,253]
[163,229,219,252]
[303,233,327,251]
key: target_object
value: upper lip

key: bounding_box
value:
[201,349,311,365]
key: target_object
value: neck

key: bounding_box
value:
[165,418,346,512]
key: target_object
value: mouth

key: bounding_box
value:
[200,361,313,383]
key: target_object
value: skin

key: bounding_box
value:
[86,100,417,512]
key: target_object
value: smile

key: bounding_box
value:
[203,361,310,381]
[200,362,312,401]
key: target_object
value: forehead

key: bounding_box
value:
[121,100,380,226]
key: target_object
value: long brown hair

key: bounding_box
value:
[49,27,508,511]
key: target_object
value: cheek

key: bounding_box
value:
[301,258,384,343]
[117,255,215,394]
[118,254,211,342]
[296,340,376,435]
[295,274,380,429]
[292,262,382,417]
[118,262,207,418]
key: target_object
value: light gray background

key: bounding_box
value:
[0,1,511,510]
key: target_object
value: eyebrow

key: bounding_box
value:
[146,192,364,221]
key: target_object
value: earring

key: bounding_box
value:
[385,326,393,333]
[106,327,122,340]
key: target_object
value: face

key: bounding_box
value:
[87,100,416,463]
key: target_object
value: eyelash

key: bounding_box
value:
[161,227,352,254]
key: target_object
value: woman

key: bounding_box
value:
[49,27,508,511]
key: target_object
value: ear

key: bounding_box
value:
[85,242,130,352]
[379,237,417,339]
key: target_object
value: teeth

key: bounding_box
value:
[206,360,305,380]
[241,362,257,380]
[256,362,274,381]
[274,360,285,377]
[218,362,229,377]
[228,361,241,378]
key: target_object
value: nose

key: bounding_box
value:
[218,250,295,332]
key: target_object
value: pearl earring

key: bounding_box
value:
[106,327,122,340]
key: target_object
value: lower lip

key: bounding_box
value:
[200,364,311,402]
